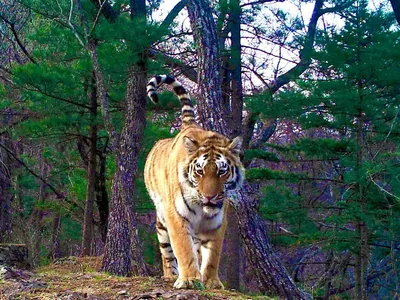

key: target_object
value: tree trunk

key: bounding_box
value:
[187,0,307,298]
[81,85,98,256]
[224,1,243,289]
[0,135,13,243]
[355,95,368,300]
[225,205,241,290]
[51,212,62,260]
[100,65,148,276]
[231,185,309,299]
[86,0,148,276]
[95,151,109,243]
[229,0,243,138]
[390,0,400,26]
[187,0,229,134]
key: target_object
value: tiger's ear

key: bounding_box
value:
[229,136,243,155]
[183,136,198,154]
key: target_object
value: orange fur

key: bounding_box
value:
[144,76,244,289]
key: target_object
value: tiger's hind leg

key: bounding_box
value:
[156,219,178,278]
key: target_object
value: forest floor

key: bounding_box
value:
[0,256,271,299]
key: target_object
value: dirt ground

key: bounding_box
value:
[0,257,271,299]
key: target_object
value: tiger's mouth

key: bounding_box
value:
[201,201,223,209]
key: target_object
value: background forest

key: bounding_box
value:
[0,0,399,299]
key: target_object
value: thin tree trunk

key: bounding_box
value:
[95,151,109,243]
[81,85,98,256]
[30,154,48,267]
[51,212,62,260]
[355,104,368,300]
[0,135,13,242]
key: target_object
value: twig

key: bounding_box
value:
[68,0,85,47]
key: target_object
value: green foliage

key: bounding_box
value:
[250,4,400,295]
[244,149,280,162]
[246,168,303,182]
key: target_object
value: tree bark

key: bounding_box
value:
[224,0,243,289]
[100,65,148,276]
[231,184,308,298]
[186,0,308,298]
[0,135,13,243]
[229,0,243,138]
[95,151,109,243]
[51,212,62,260]
[390,0,400,26]
[187,0,229,134]
[225,205,241,290]
[81,84,98,256]
[85,0,148,277]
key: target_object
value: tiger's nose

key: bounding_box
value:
[204,194,217,201]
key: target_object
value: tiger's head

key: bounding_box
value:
[182,135,245,214]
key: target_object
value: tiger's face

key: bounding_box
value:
[183,136,244,213]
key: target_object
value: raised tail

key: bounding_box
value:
[147,75,196,127]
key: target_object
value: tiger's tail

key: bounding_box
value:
[147,75,196,127]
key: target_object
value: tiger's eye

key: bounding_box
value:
[218,169,227,176]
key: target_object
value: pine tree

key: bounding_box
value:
[248,3,400,298]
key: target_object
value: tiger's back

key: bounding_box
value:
[144,75,244,289]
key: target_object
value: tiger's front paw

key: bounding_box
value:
[203,277,224,290]
[173,277,204,289]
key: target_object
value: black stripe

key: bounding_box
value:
[176,209,191,223]
[156,221,167,231]
[183,197,196,215]
[174,86,187,95]
[147,81,156,87]
[166,257,176,263]
[155,75,162,84]
[164,76,175,84]
[180,97,191,103]
[160,243,171,249]
[150,94,158,102]
[180,186,196,215]
[147,88,155,92]
[182,109,194,115]
[201,239,214,245]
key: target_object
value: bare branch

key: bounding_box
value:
[161,0,188,29]
[267,0,323,94]
[88,0,118,23]
[148,48,198,82]
[0,12,36,64]
[0,142,81,210]
[68,0,85,47]
[240,0,284,8]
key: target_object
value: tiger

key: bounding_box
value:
[144,75,244,289]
